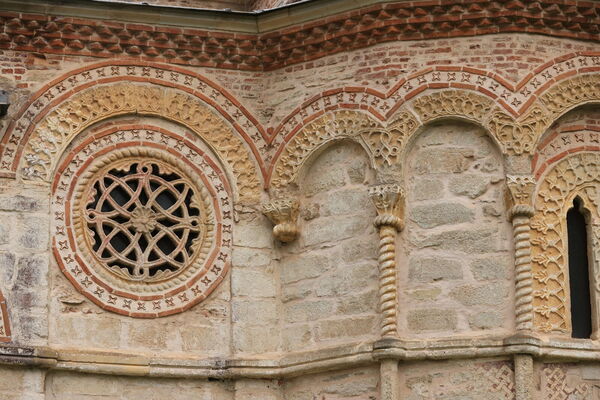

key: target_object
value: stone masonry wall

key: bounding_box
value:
[403,122,513,337]
[0,181,50,346]
[281,141,379,351]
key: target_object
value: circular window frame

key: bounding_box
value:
[51,128,232,317]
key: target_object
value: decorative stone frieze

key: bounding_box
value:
[52,127,233,317]
[506,175,536,332]
[262,199,300,243]
[369,184,405,338]
[531,152,600,333]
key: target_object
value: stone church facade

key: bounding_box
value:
[0,0,600,398]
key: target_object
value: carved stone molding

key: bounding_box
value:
[531,152,600,333]
[369,184,405,338]
[0,289,10,342]
[16,81,260,201]
[52,127,233,317]
[262,199,300,243]
[412,90,494,125]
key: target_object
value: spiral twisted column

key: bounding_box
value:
[369,184,405,338]
[506,175,536,332]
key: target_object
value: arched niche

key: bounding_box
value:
[279,139,379,351]
[401,119,513,337]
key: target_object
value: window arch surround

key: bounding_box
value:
[531,152,600,336]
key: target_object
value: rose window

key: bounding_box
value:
[52,136,231,318]
[84,161,204,282]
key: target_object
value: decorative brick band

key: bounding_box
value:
[1,0,600,71]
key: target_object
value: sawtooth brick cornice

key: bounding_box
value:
[1,0,599,71]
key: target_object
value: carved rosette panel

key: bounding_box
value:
[0,289,10,342]
[52,129,232,317]
[531,152,600,332]
[19,82,259,200]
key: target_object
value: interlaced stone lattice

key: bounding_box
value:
[84,160,205,282]
[52,129,232,317]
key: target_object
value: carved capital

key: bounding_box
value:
[506,175,536,219]
[369,184,405,231]
[262,199,300,243]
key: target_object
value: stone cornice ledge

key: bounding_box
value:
[3,336,600,377]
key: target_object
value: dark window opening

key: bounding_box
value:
[567,197,592,339]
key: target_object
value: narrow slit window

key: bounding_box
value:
[567,197,592,339]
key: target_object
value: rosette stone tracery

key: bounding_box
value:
[84,159,206,283]
[52,127,232,318]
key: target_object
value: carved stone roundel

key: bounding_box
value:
[52,129,232,317]
[80,156,211,285]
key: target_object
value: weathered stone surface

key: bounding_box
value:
[412,177,444,201]
[283,323,312,351]
[450,283,509,306]
[232,248,272,268]
[232,267,277,297]
[281,253,332,284]
[318,189,371,217]
[468,311,503,329]
[315,262,376,297]
[413,148,474,174]
[303,216,371,246]
[410,202,473,228]
[232,300,278,324]
[17,216,49,250]
[0,195,45,212]
[409,257,463,282]
[470,257,510,280]
[284,300,336,323]
[415,228,498,253]
[316,316,376,340]
[407,309,457,331]
[407,287,442,302]
[448,174,490,198]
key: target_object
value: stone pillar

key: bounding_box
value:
[369,184,403,400]
[514,354,534,400]
[380,359,400,400]
[262,198,300,243]
[506,175,536,332]
[369,184,404,338]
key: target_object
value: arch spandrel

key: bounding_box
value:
[531,152,600,334]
